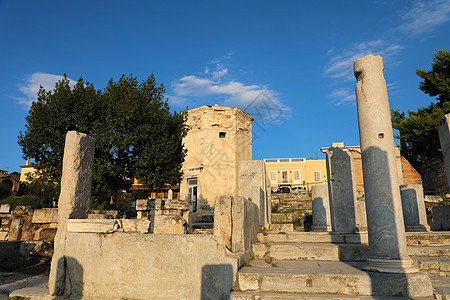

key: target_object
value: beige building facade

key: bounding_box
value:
[180,105,253,210]
[263,157,327,191]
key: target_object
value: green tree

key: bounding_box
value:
[18,74,187,208]
[416,49,450,105]
[392,49,450,170]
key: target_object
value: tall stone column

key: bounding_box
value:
[439,114,450,189]
[400,184,430,232]
[311,184,331,231]
[326,147,359,233]
[49,131,95,295]
[354,55,418,273]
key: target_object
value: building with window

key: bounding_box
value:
[179,105,253,210]
[263,157,327,191]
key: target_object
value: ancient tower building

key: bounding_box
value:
[180,105,253,210]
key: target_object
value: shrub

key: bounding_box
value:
[0,195,43,209]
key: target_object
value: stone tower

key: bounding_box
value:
[180,105,253,210]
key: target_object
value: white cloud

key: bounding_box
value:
[397,0,450,35]
[170,59,290,124]
[16,72,75,109]
[324,40,404,82]
[329,89,356,105]
[324,40,403,105]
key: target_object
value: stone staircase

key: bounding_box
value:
[231,231,450,299]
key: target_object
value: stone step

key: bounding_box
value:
[258,231,450,246]
[431,276,450,286]
[415,257,450,277]
[230,291,425,299]
[257,232,368,244]
[408,245,450,257]
[235,260,433,298]
[253,242,450,262]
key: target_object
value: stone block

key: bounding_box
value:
[311,184,331,232]
[63,232,238,299]
[33,227,57,241]
[271,213,287,223]
[164,199,189,210]
[7,218,22,241]
[32,208,58,223]
[239,160,270,227]
[0,231,7,240]
[66,219,119,233]
[232,196,259,253]
[153,214,187,234]
[441,261,450,272]
[433,205,450,231]
[87,213,108,219]
[120,219,151,233]
[135,199,151,211]
[0,204,10,213]
[214,195,233,249]
[269,223,293,232]
[400,184,430,232]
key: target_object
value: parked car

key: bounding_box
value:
[277,186,291,193]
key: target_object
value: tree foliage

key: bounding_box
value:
[18,74,187,208]
[416,49,450,105]
[392,49,450,170]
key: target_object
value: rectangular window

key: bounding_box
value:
[219,132,226,138]
[265,159,278,163]
[279,159,289,162]
[291,158,305,162]
[269,171,277,183]
[281,170,289,183]
[293,170,301,183]
[314,171,321,182]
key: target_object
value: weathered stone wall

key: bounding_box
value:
[421,161,450,194]
[63,232,238,299]
[401,157,422,185]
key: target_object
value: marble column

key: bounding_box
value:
[401,184,430,232]
[49,131,95,295]
[311,184,331,231]
[439,114,450,190]
[354,54,418,273]
[326,147,359,233]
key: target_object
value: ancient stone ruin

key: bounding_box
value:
[6,56,450,299]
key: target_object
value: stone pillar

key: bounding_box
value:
[400,184,430,232]
[311,184,331,231]
[439,114,450,190]
[49,131,95,295]
[354,55,418,273]
[326,147,359,233]
[168,189,173,200]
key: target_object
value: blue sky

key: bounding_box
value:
[1,0,449,173]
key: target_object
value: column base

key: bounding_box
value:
[362,257,419,274]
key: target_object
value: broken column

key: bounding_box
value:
[438,114,450,189]
[49,131,95,295]
[311,184,331,231]
[354,55,418,273]
[400,184,430,232]
[326,147,359,233]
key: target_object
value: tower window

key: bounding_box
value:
[219,132,226,138]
